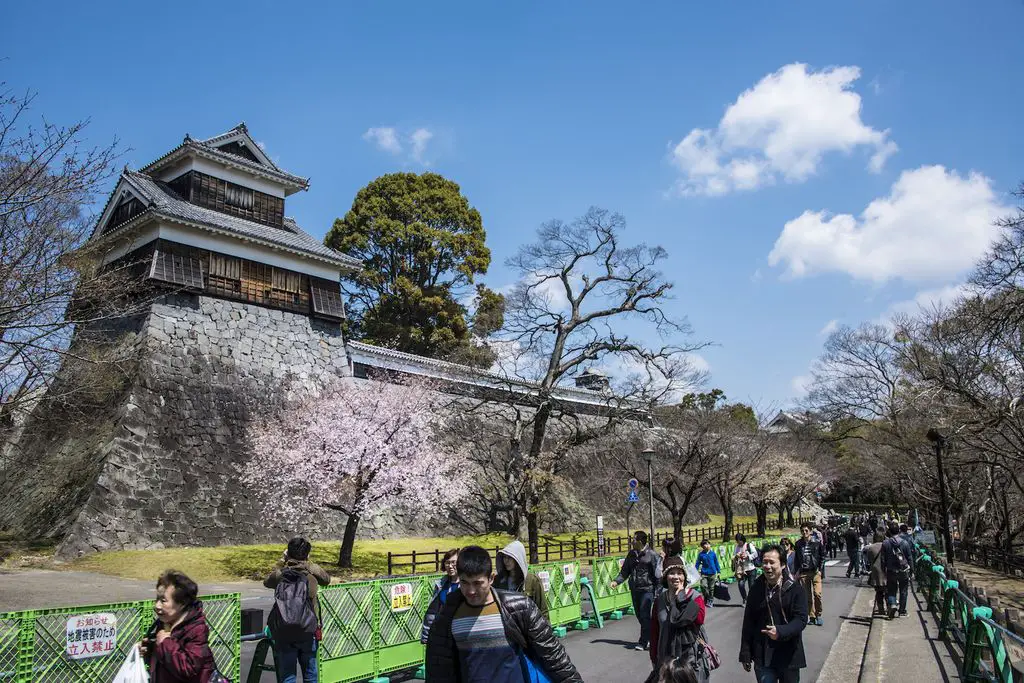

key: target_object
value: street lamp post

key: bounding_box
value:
[926,428,955,566]
[643,447,656,546]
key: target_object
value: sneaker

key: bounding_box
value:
[899,611,908,617]
[815,617,823,626]
[634,644,645,651]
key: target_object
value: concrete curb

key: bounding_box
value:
[858,601,885,683]
[819,584,873,682]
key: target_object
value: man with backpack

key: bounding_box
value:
[793,524,824,626]
[263,537,331,683]
[843,525,862,578]
[611,530,662,651]
[882,523,913,619]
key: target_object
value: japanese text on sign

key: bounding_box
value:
[562,563,576,585]
[537,570,551,592]
[390,583,414,613]
[65,613,117,660]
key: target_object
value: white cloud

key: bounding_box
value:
[362,126,435,166]
[877,283,974,324]
[670,63,896,196]
[790,374,813,396]
[362,127,402,155]
[818,320,839,337]
[410,128,434,165]
[768,165,1008,283]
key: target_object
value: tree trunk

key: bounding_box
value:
[672,512,683,541]
[786,505,795,526]
[722,504,734,544]
[338,513,360,568]
[527,493,540,563]
[776,504,785,527]
[755,503,768,538]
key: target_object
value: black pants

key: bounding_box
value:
[631,588,654,646]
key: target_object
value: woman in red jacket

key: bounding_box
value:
[650,557,709,682]
[140,569,216,683]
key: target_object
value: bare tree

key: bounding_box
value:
[0,84,143,465]
[486,207,706,560]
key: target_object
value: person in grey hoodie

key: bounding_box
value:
[496,540,549,620]
[611,530,662,650]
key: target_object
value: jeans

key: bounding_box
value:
[275,637,318,683]
[886,571,910,613]
[737,570,756,602]
[754,663,800,682]
[630,588,654,647]
[798,571,823,619]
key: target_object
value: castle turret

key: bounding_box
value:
[0,125,362,556]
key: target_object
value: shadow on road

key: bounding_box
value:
[588,638,640,648]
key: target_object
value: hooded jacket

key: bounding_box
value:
[496,540,549,620]
[424,587,582,683]
[147,602,216,683]
[739,574,808,671]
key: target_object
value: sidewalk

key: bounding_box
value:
[858,581,960,682]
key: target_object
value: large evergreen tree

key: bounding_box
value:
[325,172,502,366]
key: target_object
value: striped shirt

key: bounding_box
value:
[451,600,524,683]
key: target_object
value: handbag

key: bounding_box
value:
[697,636,721,670]
[209,671,230,683]
[713,582,732,602]
[113,644,149,683]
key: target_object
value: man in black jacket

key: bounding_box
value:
[739,543,808,683]
[844,526,862,578]
[794,523,824,626]
[425,545,582,683]
[610,530,661,650]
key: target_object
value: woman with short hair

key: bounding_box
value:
[141,569,216,683]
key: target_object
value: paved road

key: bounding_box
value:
[567,559,860,683]
[240,559,861,682]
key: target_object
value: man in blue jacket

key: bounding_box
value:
[610,530,661,650]
[696,538,721,607]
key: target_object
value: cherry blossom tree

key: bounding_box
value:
[241,377,466,568]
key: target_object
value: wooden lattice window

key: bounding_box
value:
[207,253,242,296]
[310,278,345,320]
[149,248,204,289]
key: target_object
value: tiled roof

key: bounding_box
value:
[93,170,358,268]
[347,340,643,409]
[141,137,309,190]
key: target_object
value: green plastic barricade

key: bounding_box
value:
[0,593,240,683]
[318,580,377,683]
[375,575,436,680]
[530,560,583,628]
[589,556,632,617]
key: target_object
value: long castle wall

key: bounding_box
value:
[1,294,363,557]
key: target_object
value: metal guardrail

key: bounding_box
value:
[917,543,1024,682]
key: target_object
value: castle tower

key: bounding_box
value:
[0,125,359,556]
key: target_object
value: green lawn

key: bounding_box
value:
[56,515,773,584]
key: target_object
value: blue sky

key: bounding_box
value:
[6,1,1023,411]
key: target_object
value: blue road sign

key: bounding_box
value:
[627,478,639,489]
[627,490,640,503]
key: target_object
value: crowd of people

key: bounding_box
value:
[128,514,919,683]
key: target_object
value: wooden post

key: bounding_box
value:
[387,552,393,575]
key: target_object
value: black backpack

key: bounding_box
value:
[884,539,910,574]
[268,568,319,642]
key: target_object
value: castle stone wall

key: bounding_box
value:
[1,294,366,557]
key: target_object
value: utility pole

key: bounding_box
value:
[926,429,955,567]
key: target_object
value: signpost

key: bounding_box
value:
[596,515,605,557]
[625,479,639,541]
